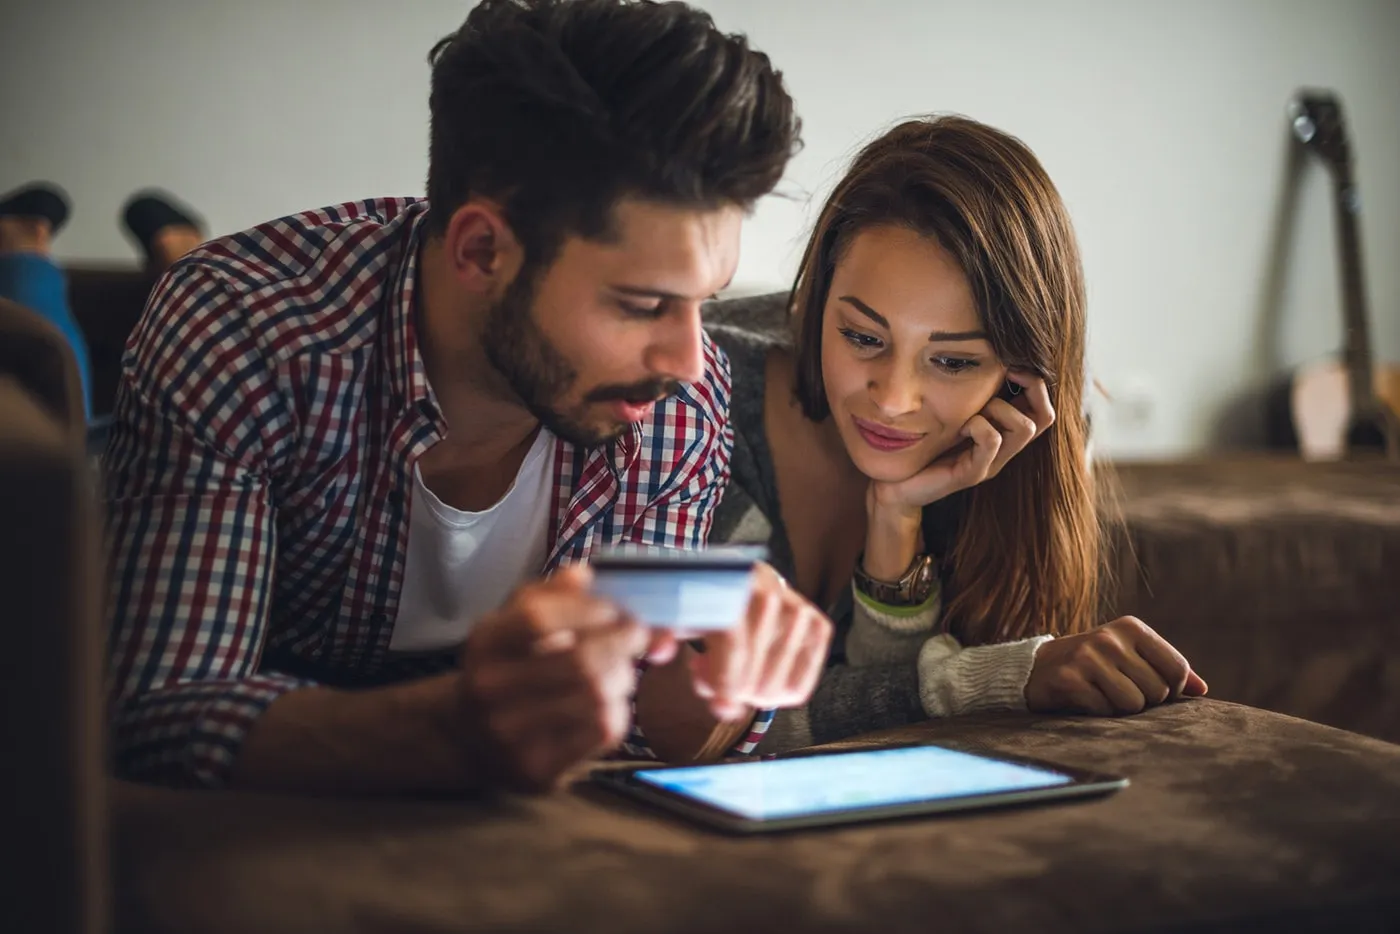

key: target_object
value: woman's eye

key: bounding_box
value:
[932,356,979,374]
[838,327,882,350]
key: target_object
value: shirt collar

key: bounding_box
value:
[387,208,439,421]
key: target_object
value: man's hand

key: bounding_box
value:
[454,565,676,792]
[1025,616,1208,716]
[689,562,833,721]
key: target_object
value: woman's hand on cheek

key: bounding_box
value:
[1024,616,1209,716]
[870,370,1056,514]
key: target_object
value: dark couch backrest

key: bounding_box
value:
[0,299,110,934]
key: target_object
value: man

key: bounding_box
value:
[104,0,829,795]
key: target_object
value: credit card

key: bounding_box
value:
[588,545,767,631]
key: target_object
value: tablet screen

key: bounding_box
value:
[631,745,1073,821]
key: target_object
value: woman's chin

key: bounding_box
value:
[848,447,933,485]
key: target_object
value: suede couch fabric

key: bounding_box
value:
[111,699,1400,934]
[0,298,109,934]
[1111,459,1400,744]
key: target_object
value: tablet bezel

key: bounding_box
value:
[590,742,1128,834]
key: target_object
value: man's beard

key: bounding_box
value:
[480,264,682,448]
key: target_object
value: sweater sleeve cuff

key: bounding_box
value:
[917,633,1054,718]
[851,581,941,634]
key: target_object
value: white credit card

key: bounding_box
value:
[587,545,767,631]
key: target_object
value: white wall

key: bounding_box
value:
[3,0,1397,457]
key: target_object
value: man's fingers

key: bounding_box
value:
[1184,670,1209,696]
[726,579,783,707]
[473,585,627,655]
[782,612,832,705]
[756,606,812,704]
[465,622,642,705]
[549,563,594,589]
[503,694,623,792]
[644,629,680,666]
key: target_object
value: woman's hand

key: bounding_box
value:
[1024,616,1208,715]
[869,370,1056,518]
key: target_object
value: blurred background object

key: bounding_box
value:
[2,0,1397,458]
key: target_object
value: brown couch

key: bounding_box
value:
[111,701,1400,934]
[12,271,1399,932]
[0,298,109,934]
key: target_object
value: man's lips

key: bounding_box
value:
[852,415,924,452]
[609,399,658,424]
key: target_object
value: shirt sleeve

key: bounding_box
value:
[103,262,313,788]
[624,333,734,550]
[616,336,775,758]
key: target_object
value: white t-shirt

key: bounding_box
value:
[389,428,556,653]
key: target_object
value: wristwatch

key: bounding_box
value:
[853,553,937,607]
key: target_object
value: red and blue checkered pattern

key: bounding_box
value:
[103,198,768,787]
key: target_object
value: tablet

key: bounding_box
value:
[592,743,1126,834]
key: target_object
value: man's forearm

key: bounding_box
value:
[232,672,476,795]
[633,646,752,763]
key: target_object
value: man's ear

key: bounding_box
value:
[440,199,524,296]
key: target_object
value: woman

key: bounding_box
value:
[709,116,1206,752]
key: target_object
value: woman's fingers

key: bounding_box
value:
[1086,659,1148,714]
[1059,669,1115,716]
[1007,369,1056,435]
[955,414,1002,486]
[1110,617,1194,699]
[981,397,1039,478]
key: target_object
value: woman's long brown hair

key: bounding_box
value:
[791,116,1110,644]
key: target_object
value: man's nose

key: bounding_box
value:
[646,303,706,385]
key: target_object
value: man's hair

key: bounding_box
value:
[426,0,800,263]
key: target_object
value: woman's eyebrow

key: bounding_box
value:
[839,295,986,342]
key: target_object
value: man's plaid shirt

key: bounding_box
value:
[103,198,771,787]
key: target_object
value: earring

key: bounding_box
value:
[1006,379,1022,397]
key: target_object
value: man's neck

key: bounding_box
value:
[416,236,539,467]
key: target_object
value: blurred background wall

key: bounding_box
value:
[2,0,1396,457]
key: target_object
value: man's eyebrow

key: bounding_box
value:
[838,294,987,342]
[612,274,736,302]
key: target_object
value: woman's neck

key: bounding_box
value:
[765,347,869,609]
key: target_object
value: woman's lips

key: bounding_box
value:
[852,415,924,452]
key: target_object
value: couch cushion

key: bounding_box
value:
[0,309,108,934]
[111,699,1400,934]
[1113,459,1400,743]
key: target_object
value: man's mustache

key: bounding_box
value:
[585,379,682,405]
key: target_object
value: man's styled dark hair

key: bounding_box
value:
[426,0,800,263]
